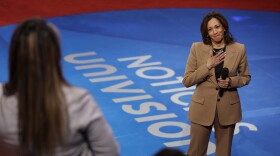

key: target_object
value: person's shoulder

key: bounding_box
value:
[63,85,93,102]
[192,41,205,46]
[228,42,247,56]
[63,85,88,94]
[0,83,2,95]
[229,42,245,49]
[190,42,207,50]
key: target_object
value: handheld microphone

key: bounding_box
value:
[219,68,229,97]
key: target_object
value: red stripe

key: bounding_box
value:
[1,0,280,26]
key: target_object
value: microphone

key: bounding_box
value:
[219,68,229,97]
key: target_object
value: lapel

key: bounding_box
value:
[201,45,218,86]
[223,44,236,75]
[201,43,237,86]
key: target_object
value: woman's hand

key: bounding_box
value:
[206,52,226,70]
[217,77,231,88]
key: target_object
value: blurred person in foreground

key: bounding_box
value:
[154,148,185,156]
[182,11,251,156]
[0,18,119,156]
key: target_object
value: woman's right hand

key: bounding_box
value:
[206,52,226,70]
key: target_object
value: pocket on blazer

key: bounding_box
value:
[230,98,240,105]
[229,92,240,105]
[192,96,205,105]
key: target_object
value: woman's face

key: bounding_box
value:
[207,18,225,44]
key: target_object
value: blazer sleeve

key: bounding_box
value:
[78,92,120,156]
[230,44,251,88]
[182,43,211,87]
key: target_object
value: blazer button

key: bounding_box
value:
[216,88,218,90]
[217,99,220,102]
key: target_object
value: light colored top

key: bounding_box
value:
[0,83,119,156]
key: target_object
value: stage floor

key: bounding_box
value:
[1,6,280,156]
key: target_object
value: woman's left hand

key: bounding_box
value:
[217,77,231,88]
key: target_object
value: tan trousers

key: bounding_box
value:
[186,113,236,156]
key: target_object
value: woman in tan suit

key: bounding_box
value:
[182,11,251,156]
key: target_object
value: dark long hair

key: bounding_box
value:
[4,18,69,156]
[200,11,235,45]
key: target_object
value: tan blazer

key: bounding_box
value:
[182,42,251,126]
